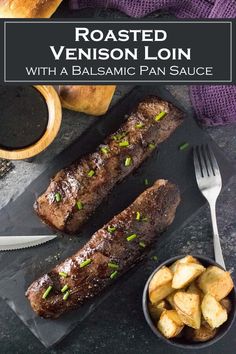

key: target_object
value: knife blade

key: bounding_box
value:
[0,235,57,251]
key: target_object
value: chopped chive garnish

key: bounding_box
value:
[101,147,109,154]
[179,142,189,151]
[107,225,117,233]
[124,157,132,167]
[152,256,158,261]
[42,285,52,299]
[148,143,156,150]
[76,201,83,210]
[144,178,149,186]
[119,141,129,147]
[155,111,166,122]
[61,284,69,293]
[110,270,118,279]
[63,290,70,301]
[135,123,144,129]
[55,192,61,202]
[80,259,92,268]
[88,170,95,177]
[127,234,137,242]
[139,241,146,248]
[136,212,148,222]
[108,262,119,269]
[112,132,127,141]
[59,272,68,278]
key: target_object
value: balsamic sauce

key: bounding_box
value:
[0,86,48,150]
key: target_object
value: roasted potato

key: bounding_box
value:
[166,291,177,309]
[172,263,205,289]
[148,256,234,343]
[149,266,173,293]
[220,297,232,314]
[149,266,174,304]
[149,282,174,304]
[157,310,184,338]
[174,291,201,329]
[201,294,227,329]
[197,266,234,301]
[148,300,167,321]
[187,282,204,300]
[185,323,217,342]
[170,255,199,273]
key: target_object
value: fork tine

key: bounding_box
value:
[206,144,220,176]
[202,144,212,176]
[193,147,203,179]
[204,144,214,176]
[198,145,209,177]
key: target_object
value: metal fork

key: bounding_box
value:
[193,144,225,269]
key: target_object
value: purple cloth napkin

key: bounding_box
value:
[69,0,236,126]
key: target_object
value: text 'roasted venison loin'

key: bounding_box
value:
[34,97,184,233]
[27,179,181,318]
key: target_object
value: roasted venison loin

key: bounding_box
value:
[26,179,180,318]
[34,97,184,234]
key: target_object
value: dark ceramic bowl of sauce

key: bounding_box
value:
[0,85,62,160]
[142,255,236,349]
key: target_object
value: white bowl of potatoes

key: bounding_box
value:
[142,255,235,348]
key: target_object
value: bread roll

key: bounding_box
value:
[58,85,116,116]
[0,0,63,18]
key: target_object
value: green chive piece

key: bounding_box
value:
[108,262,119,269]
[136,211,141,221]
[55,192,61,202]
[88,169,95,177]
[61,284,69,293]
[80,259,92,268]
[179,142,189,151]
[42,285,52,299]
[127,234,137,242]
[152,256,158,261]
[59,272,68,278]
[110,270,118,279]
[76,201,83,210]
[119,140,129,147]
[124,157,132,167]
[139,241,146,248]
[144,178,149,186]
[148,143,156,150]
[107,225,117,233]
[142,217,148,222]
[135,123,144,129]
[112,132,127,141]
[63,290,70,301]
[101,147,109,154]
[155,111,166,122]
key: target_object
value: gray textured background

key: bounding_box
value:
[0,4,235,354]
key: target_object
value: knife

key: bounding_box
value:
[0,235,57,251]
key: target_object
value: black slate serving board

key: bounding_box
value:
[0,86,234,348]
